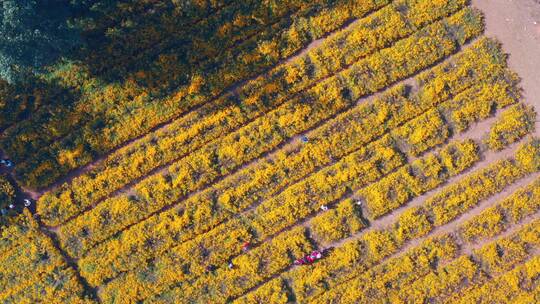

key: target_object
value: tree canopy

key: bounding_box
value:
[0,0,84,83]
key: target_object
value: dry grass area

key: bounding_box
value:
[0,0,539,303]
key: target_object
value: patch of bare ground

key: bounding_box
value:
[472,0,540,138]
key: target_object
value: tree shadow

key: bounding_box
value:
[0,0,338,190]
[0,73,82,133]
[72,0,240,93]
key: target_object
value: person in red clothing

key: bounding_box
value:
[308,250,322,262]
[294,250,323,265]
[241,241,250,252]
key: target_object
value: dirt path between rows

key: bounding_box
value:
[325,120,533,250]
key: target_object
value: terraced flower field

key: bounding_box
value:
[0,0,539,303]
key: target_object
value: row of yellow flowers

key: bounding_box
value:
[54,9,484,262]
[78,29,503,289]
[0,211,93,303]
[37,0,469,225]
[237,174,540,303]
[485,103,537,150]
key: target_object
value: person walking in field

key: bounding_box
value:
[294,250,323,266]
[0,159,13,167]
[23,199,32,207]
[205,264,216,273]
[241,241,250,252]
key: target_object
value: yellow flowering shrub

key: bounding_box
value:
[232,278,290,304]
[56,9,483,261]
[361,139,480,218]
[0,210,94,303]
[451,256,540,304]
[394,206,432,244]
[443,76,521,132]
[485,103,536,150]
[310,199,366,243]
[426,158,527,226]
[515,137,540,173]
[459,177,540,241]
[391,109,449,156]
[310,235,460,303]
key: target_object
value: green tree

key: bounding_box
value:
[0,0,83,83]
